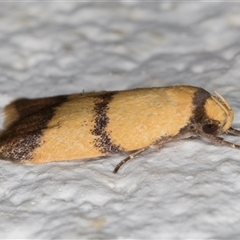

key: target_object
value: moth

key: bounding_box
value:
[0,85,240,173]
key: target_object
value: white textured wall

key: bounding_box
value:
[1,2,240,239]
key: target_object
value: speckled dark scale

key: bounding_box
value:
[91,92,123,154]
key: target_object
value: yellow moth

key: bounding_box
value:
[1,85,240,173]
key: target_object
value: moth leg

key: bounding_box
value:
[199,131,240,150]
[113,147,149,174]
[228,127,240,136]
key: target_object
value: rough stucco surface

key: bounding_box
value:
[1,2,240,239]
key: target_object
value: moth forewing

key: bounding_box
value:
[0,85,239,173]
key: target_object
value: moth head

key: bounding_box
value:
[201,92,234,135]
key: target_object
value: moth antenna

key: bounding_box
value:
[211,95,229,116]
[214,91,232,110]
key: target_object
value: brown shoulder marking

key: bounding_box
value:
[191,87,211,123]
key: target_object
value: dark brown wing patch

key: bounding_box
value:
[3,96,68,128]
[0,95,68,161]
